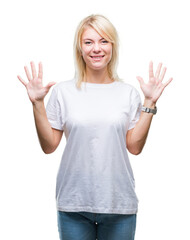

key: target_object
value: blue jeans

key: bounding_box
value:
[57,211,137,240]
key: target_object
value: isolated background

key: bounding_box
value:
[0,0,190,239]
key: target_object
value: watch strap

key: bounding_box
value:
[142,106,157,115]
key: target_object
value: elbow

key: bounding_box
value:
[126,130,143,156]
[42,148,53,154]
[132,149,142,155]
[43,149,54,154]
[127,145,143,155]
[41,145,56,154]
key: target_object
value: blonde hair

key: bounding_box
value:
[73,14,122,89]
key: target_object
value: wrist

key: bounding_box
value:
[143,98,156,108]
[32,100,44,108]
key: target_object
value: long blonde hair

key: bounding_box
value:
[73,14,122,89]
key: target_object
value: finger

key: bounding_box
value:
[155,62,162,79]
[136,76,144,85]
[149,61,154,79]
[45,82,56,91]
[164,77,173,87]
[30,61,37,79]
[38,62,43,79]
[17,75,27,87]
[160,67,167,82]
[24,66,32,81]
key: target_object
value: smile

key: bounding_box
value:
[90,55,105,59]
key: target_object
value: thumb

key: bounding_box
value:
[45,82,56,91]
[136,76,144,85]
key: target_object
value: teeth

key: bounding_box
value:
[92,56,103,58]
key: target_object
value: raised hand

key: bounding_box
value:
[17,61,56,104]
[136,61,173,104]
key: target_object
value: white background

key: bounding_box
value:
[0,0,190,239]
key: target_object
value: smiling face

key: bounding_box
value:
[81,27,113,72]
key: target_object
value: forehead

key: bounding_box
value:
[82,27,106,40]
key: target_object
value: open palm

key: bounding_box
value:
[136,61,173,104]
[17,61,56,103]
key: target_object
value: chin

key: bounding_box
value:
[90,65,107,71]
[89,62,109,69]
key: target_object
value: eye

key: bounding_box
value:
[101,40,109,44]
[84,41,92,45]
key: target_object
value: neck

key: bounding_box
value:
[84,67,113,84]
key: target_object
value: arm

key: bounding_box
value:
[126,99,155,155]
[18,61,62,154]
[126,61,173,155]
[33,101,63,154]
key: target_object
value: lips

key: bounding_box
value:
[90,55,105,59]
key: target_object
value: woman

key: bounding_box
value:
[17,14,173,240]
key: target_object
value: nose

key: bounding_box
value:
[93,42,101,52]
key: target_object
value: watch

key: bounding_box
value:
[142,106,157,115]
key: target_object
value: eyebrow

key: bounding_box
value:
[83,38,105,41]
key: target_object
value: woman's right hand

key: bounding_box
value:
[17,61,56,104]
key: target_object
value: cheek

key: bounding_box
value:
[81,48,91,58]
[82,53,88,63]
[81,51,90,64]
[106,48,112,60]
[107,47,112,55]
[105,45,112,55]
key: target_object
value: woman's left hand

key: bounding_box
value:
[136,61,173,104]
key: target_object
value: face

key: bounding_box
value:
[81,27,112,71]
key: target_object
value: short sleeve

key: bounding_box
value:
[46,87,65,131]
[128,90,142,130]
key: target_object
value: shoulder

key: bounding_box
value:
[47,79,75,102]
[52,78,75,92]
[117,79,140,98]
[49,79,76,98]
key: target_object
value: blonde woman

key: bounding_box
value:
[18,14,173,240]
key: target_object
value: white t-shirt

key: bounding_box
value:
[46,78,142,214]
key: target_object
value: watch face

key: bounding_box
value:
[142,106,157,114]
